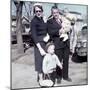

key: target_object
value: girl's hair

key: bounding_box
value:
[33,5,43,14]
[45,42,54,52]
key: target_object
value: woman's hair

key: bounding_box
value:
[33,5,43,14]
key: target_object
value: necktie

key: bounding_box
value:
[56,19,61,25]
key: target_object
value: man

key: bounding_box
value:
[47,6,72,83]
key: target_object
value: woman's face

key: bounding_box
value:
[35,6,43,18]
[52,9,60,19]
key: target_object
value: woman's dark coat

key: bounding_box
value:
[31,16,47,73]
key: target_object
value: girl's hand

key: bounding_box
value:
[60,65,63,69]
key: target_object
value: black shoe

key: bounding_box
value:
[57,78,61,84]
[63,77,72,82]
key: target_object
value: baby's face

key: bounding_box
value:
[47,45,55,54]
[61,21,71,32]
[62,21,70,28]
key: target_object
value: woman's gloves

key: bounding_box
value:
[36,33,50,56]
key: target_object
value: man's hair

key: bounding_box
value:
[51,6,58,10]
[33,5,43,14]
[51,6,58,13]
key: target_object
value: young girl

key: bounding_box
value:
[42,42,62,84]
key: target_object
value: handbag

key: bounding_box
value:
[39,74,54,87]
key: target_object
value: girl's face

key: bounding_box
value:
[35,6,43,18]
[47,45,55,54]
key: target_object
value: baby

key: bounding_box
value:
[59,17,71,41]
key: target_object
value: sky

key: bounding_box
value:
[11,0,87,18]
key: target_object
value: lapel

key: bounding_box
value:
[52,18,62,29]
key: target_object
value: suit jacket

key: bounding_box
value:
[47,17,69,49]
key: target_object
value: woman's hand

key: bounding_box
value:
[39,48,46,56]
[36,43,46,56]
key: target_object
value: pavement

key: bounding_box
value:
[11,47,88,89]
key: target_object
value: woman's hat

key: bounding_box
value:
[33,3,42,7]
[33,3,43,13]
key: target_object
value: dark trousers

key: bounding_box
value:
[55,46,70,79]
[44,71,56,84]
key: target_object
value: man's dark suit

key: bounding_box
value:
[47,17,70,79]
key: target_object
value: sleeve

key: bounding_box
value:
[70,25,78,52]
[70,28,74,50]
[47,20,60,37]
[42,55,48,74]
[31,20,38,44]
[47,20,52,35]
[47,20,53,41]
[72,26,78,48]
[55,55,62,69]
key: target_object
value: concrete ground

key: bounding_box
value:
[11,46,88,89]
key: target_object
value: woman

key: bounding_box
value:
[47,6,72,83]
[31,3,49,83]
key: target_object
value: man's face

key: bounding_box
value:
[52,9,60,19]
[35,6,43,18]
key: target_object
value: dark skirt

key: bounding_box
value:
[34,42,46,73]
